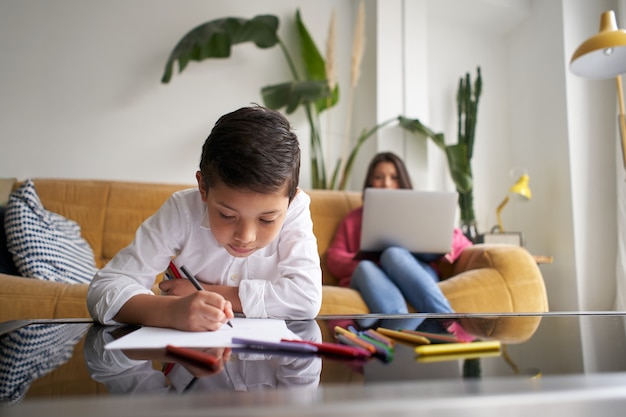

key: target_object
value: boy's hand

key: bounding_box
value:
[169,291,234,332]
[159,278,197,297]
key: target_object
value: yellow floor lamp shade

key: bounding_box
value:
[570,10,626,170]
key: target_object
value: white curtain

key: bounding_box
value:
[616,138,626,310]
[616,2,626,311]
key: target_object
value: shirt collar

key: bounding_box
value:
[200,204,211,229]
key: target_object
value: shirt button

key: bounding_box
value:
[230,274,240,282]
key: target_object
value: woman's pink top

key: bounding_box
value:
[326,207,473,287]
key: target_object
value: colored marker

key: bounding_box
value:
[376,327,431,345]
[181,265,233,328]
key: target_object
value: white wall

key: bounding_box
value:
[403,0,619,313]
[0,0,358,187]
[508,0,580,311]
[425,1,519,223]
[563,0,619,310]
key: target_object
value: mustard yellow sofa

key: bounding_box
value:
[0,179,549,324]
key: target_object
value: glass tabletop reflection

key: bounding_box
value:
[1,313,626,405]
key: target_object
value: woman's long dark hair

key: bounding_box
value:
[362,152,413,192]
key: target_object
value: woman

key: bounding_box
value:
[326,152,472,330]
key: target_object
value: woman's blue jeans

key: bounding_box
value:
[350,246,453,330]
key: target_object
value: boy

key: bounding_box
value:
[87,106,322,331]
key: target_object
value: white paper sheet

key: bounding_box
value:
[104,318,298,350]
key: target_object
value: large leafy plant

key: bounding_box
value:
[161,10,480,230]
[162,12,338,189]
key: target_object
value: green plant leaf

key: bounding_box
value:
[398,116,446,151]
[338,118,397,190]
[317,85,339,114]
[296,10,325,81]
[261,80,332,114]
[398,116,472,193]
[295,9,339,114]
[162,15,280,83]
[328,159,342,190]
[445,144,472,193]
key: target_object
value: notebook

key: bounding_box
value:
[357,188,458,259]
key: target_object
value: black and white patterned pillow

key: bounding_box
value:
[4,180,97,284]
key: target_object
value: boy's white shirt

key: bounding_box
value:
[87,188,322,324]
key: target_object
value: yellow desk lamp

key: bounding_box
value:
[495,174,532,232]
[570,10,626,170]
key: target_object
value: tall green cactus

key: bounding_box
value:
[456,67,482,239]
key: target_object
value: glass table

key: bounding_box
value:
[2,313,626,416]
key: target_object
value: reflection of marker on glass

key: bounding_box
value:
[281,339,372,358]
[232,337,318,354]
[165,345,219,368]
[335,334,373,356]
[180,265,233,328]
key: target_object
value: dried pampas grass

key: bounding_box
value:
[325,8,337,91]
[324,8,337,181]
[338,0,366,188]
[350,0,365,88]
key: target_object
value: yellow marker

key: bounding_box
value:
[416,349,502,363]
[376,327,431,345]
[334,326,355,338]
[415,340,501,356]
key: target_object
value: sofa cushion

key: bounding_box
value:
[4,180,97,284]
[307,189,362,285]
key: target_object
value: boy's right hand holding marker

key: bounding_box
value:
[157,262,235,331]
[114,291,234,332]
[169,291,234,332]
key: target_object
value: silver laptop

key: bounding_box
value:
[358,188,458,257]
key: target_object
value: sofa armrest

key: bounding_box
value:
[439,244,549,313]
[0,274,90,321]
[0,274,167,322]
[319,286,369,316]
[0,272,370,322]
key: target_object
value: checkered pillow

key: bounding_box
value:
[3,180,97,284]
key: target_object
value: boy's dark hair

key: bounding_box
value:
[200,105,301,201]
[362,151,413,192]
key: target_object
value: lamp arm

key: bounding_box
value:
[495,195,510,232]
[616,75,626,170]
